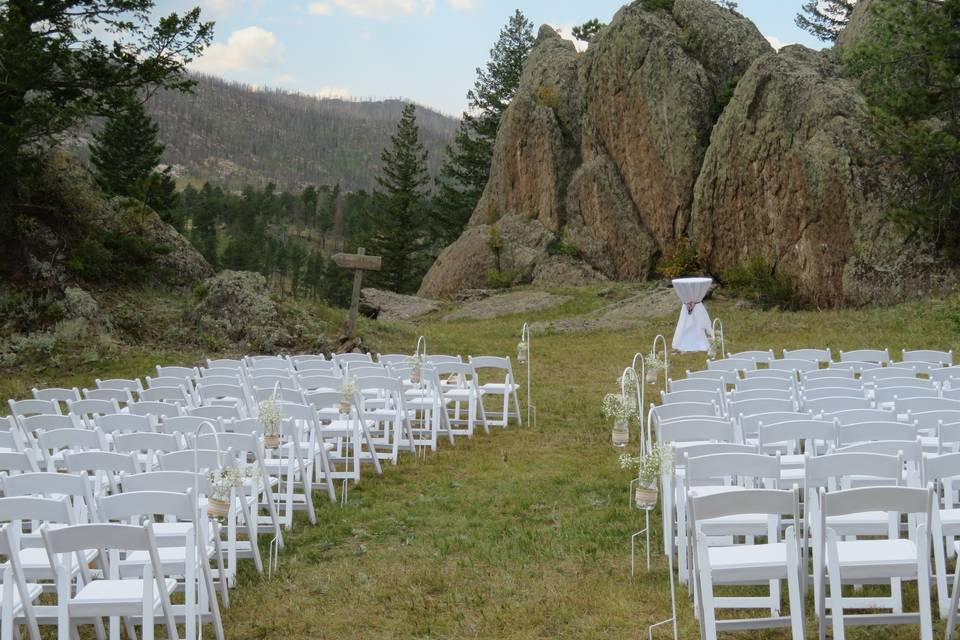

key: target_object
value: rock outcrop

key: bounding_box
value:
[359,288,440,321]
[419,0,957,306]
[188,271,294,351]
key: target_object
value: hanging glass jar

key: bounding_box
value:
[612,419,629,448]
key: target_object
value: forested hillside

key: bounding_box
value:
[146,75,459,192]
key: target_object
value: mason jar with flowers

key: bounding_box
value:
[602,392,638,448]
[406,354,425,384]
[643,351,665,384]
[258,393,283,449]
[619,443,671,510]
[339,377,358,415]
[206,465,244,519]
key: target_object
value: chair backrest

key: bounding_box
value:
[649,402,718,424]
[840,348,891,364]
[834,438,923,464]
[145,376,193,390]
[121,470,212,495]
[67,398,120,424]
[468,355,513,375]
[727,397,796,420]
[95,413,155,435]
[805,395,871,414]
[21,413,79,434]
[922,452,960,489]
[903,349,953,366]
[672,442,757,465]
[96,378,143,393]
[930,365,960,383]
[768,358,818,372]
[660,389,724,406]
[207,358,245,370]
[667,377,723,393]
[9,398,61,418]
[248,373,298,389]
[158,449,225,472]
[127,400,182,419]
[156,365,199,379]
[1,472,95,521]
[659,418,735,444]
[805,452,902,490]
[837,420,917,446]
[875,386,939,406]
[803,368,854,381]
[690,488,798,527]
[829,360,874,374]
[304,391,340,412]
[897,397,960,415]
[424,355,463,365]
[188,405,244,421]
[783,348,832,364]
[32,386,81,403]
[726,350,775,363]
[802,387,865,402]
[64,450,139,475]
[820,485,931,520]
[707,358,756,373]
[909,409,960,432]
[198,372,245,385]
[822,408,894,425]
[81,387,131,403]
[861,367,914,383]
[99,489,196,524]
[252,386,305,405]
[138,386,191,405]
[686,369,739,385]
[248,356,290,370]
[293,360,339,375]
[758,419,836,453]
[158,415,216,436]
[37,428,105,469]
[290,354,326,365]
[685,452,780,488]
[376,354,410,366]
[728,388,794,403]
[743,369,797,381]
[739,411,811,437]
[936,422,960,454]
[297,374,342,392]
[333,352,374,366]
[874,377,933,389]
[801,377,863,391]
[0,494,75,525]
[342,365,386,379]
[735,377,796,392]
[114,432,182,455]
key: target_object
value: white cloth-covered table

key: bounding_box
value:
[671,277,714,352]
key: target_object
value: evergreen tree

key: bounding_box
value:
[301,186,319,228]
[90,94,165,196]
[796,0,857,42]
[845,0,960,259]
[572,19,606,42]
[432,10,535,246]
[370,104,431,294]
[191,182,220,268]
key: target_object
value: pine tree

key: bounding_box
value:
[432,10,535,246]
[370,104,431,294]
[90,94,166,196]
[795,0,857,42]
[572,19,606,42]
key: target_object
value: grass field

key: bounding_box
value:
[6,284,960,639]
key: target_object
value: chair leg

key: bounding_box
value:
[696,543,717,640]
[785,527,805,639]
[936,529,951,618]
[201,555,226,640]
[826,532,845,640]
[918,531,935,640]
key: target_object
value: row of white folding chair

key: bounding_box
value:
[0,472,225,640]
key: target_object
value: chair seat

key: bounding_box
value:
[151,522,214,545]
[708,543,789,582]
[831,539,918,580]
[16,547,97,579]
[69,578,179,617]
[0,582,42,615]
[442,389,473,401]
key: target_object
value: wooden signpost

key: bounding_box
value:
[332,247,382,338]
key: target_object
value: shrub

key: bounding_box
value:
[721,258,803,310]
[656,240,703,279]
[547,238,581,258]
[485,268,518,289]
[642,0,674,10]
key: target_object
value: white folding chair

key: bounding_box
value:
[805,396,872,415]
[784,348,832,364]
[469,356,522,429]
[840,349,891,365]
[707,358,756,373]
[690,488,804,640]
[769,358,818,373]
[725,349,775,364]
[816,485,934,640]
[0,523,41,640]
[41,522,179,640]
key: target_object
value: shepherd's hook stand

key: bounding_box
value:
[518,323,535,428]
[627,487,678,640]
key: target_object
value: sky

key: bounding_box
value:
[154,0,826,117]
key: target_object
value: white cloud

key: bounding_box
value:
[446,0,477,9]
[333,0,435,19]
[275,73,298,84]
[191,26,284,73]
[551,24,588,53]
[313,86,352,100]
[765,35,791,51]
[307,2,332,15]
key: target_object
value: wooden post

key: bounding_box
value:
[332,248,382,339]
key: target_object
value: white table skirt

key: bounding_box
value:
[671,277,714,352]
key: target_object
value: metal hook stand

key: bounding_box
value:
[647,542,679,640]
[652,334,670,387]
[415,335,426,358]
[518,323,534,428]
[629,354,646,454]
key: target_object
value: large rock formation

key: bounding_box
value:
[419,0,957,306]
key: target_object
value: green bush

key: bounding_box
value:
[656,240,703,279]
[721,258,803,310]
[547,238,581,258]
[485,268,518,289]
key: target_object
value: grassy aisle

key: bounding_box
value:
[5,285,958,638]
